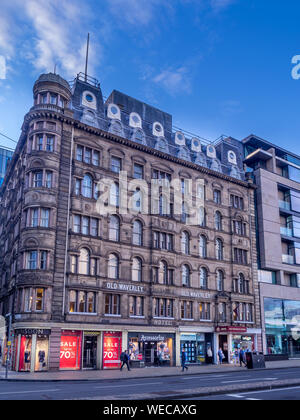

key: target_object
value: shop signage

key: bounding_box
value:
[15,329,51,336]
[152,319,176,327]
[105,282,145,293]
[138,334,166,342]
[216,326,247,333]
[103,332,122,370]
[181,290,212,299]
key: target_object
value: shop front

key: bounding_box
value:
[264,298,300,358]
[82,331,101,370]
[14,328,51,372]
[216,326,248,363]
[180,333,214,365]
[128,333,175,367]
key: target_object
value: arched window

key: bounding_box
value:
[83,174,93,198]
[216,239,223,261]
[217,270,224,291]
[181,231,190,255]
[79,248,90,275]
[199,235,207,258]
[133,220,143,246]
[215,211,222,231]
[108,254,119,279]
[238,273,249,294]
[182,265,190,287]
[200,267,208,289]
[132,257,142,282]
[109,215,120,242]
[132,188,142,212]
[110,182,120,207]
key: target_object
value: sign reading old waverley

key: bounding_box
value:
[105,282,145,293]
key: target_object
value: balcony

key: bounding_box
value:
[280,227,293,237]
[282,254,295,264]
[279,200,291,211]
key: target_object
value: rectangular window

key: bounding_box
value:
[35,289,44,311]
[105,294,120,315]
[27,251,38,270]
[111,157,122,173]
[82,216,90,235]
[37,135,44,151]
[46,136,54,152]
[84,148,92,164]
[91,218,99,237]
[129,296,144,317]
[24,288,33,312]
[199,302,211,320]
[93,151,100,166]
[40,251,48,270]
[40,209,50,228]
[134,163,144,179]
[45,171,53,188]
[76,145,83,162]
[73,215,81,233]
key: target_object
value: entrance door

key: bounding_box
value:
[219,335,229,363]
[144,342,155,365]
[83,336,97,369]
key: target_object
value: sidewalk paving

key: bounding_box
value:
[1,359,300,382]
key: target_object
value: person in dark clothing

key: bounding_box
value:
[120,350,130,371]
[239,348,246,367]
[181,348,188,372]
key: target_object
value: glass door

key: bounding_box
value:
[83,335,97,369]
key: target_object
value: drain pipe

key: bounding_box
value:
[62,126,74,317]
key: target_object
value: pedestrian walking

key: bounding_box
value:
[181,348,188,372]
[218,347,225,365]
[207,347,213,364]
[120,350,131,371]
[239,348,246,367]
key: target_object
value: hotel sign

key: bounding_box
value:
[105,282,145,293]
[181,290,212,299]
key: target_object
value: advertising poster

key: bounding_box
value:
[60,331,82,370]
[103,332,122,369]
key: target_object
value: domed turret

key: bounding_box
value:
[33,73,72,110]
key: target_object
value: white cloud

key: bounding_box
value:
[210,0,236,12]
[153,67,192,95]
[106,0,167,26]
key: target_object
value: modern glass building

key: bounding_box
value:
[0,147,13,185]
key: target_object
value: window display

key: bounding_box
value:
[103,331,122,370]
[128,333,174,366]
[19,336,32,372]
[35,335,49,371]
[180,334,207,364]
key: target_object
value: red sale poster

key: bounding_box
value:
[103,332,122,369]
[59,331,82,370]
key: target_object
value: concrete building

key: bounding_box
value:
[244,135,300,358]
[0,72,261,372]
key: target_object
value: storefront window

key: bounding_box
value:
[19,336,32,372]
[103,332,122,369]
[264,298,300,357]
[128,334,174,366]
[35,335,49,371]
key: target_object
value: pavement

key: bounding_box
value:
[1,359,300,382]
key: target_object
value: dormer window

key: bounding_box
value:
[153,122,164,137]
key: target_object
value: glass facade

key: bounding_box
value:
[0,147,13,185]
[264,298,300,358]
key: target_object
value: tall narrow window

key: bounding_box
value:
[182,265,190,287]
[217,270,224,291]
[109,215,120,242]
[133,220,143,246]
[132,257,142,282]
[181,231,190,255]
[110,182,120,207]
[215,211,222,231]
[200,267,208,289]
[216,239,223,261]
[199,235,207,258]
[108,254,119,279]
[83,175,93,198]
[78,248,90,275]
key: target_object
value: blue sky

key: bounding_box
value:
[1,0,300,154]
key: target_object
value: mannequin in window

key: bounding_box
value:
[24,344,31,371]
[38,349,46,371]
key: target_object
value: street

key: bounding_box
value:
[0,367,299,400]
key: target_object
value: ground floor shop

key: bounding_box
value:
[216,327,262,364]
[263,297,300,358]
[10,324,262,371]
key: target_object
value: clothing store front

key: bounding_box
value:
[128,333,175,367]
[14,329,51,372]
[180,333,214,365]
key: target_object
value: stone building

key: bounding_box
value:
[0,72,261,372]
